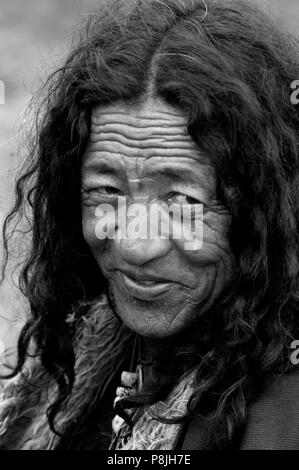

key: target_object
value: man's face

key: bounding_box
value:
[81,98,233,338]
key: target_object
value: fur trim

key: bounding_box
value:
[0,294,133,449]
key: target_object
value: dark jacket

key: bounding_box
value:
[180,370,299,450]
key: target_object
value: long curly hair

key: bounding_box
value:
[2,0,299,449]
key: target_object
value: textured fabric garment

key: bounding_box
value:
[112,371,195,450]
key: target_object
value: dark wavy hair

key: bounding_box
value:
[2,0,299,449]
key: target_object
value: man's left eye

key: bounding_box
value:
[167,192,201,205]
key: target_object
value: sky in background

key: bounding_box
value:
[0,0,298,359]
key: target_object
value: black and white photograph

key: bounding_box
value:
[0,0,299,456]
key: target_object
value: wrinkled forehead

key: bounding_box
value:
[89,98,190,143]
[83,99,206,159]
[81,99,215,185]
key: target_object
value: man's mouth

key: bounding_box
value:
[116,270,173,300]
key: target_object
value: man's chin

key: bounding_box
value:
[107,285,196,339]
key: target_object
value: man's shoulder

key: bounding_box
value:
[241,367,299,450]
[182,368,299,450]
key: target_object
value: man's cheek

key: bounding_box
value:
[202,213,231,250]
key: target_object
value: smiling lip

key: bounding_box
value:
[117,270,173,300]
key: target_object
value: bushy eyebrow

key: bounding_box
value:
[145,167,202,184]
[82,158,209,186]
[82,160,126,179]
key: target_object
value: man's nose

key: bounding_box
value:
[114,236,172,266]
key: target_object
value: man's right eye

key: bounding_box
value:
[99,186,122,195]
[81,185,123,205]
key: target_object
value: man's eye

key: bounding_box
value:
[84,185,122,196]
[99,186,122,195]
[167,192,201,205]
[81,185,123,203]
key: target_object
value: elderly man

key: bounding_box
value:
[0,0,299,450]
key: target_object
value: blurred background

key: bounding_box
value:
[0,0,298,371]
